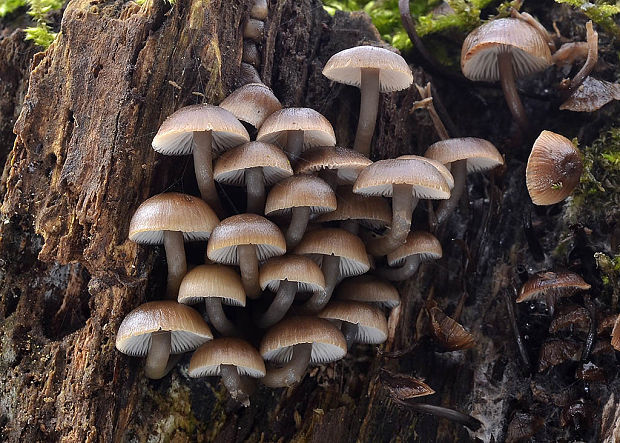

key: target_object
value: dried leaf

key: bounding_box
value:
[560,77,620,112]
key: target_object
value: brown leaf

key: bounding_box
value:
[428,307,475,351]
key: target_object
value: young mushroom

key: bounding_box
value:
[318,301,388,349]
[295,146,372,189]
[116,301,213,379]
[129,193,220,299]
[516,271,591,315]
[377,231,442,281]
[335,275,400,310]
[219,83,282,130]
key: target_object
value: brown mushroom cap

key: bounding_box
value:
[387,231,443,266]
[295,146,372,184]
[264,175,337,217]
[461,18,552,82]
[526,130,583,205]
[260,316,347,364]
[336,275,400,309]
[178,264,245,306]
[207,214,286,263]
[517,271,591,303]
[317,186,392,230]
[322,45,413,92]
[260,255,326,293]
[116,301,213,356]
[129,193,220,244]
[189,337,266,378]
[213,141,293,186]
[219,83,282,129]
[318,301,388,344]
[397,155,455,189]
[423,138,504,172]
[257,108,336,151]
[152,104,249,156]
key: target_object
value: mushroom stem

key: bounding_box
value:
[342,321,359,350]
[261,343,313,388]
[238,244,261,299]
[257,280,297,328]
[568,21,598,93]
[354,68,380,157]
[287,130,304,161]
[144,331,172,379]
[163,230,187,300]
[220,364,255,407]
[432,159,467,229]
[193,130,225,217]
[498,50,529,133]
[204,298,239,337]
[376,256,421,281]
[286,206,311,249]
[368,184,416,256]
[400,402,482,431]
[245,167,266,214]
[302,254,340,312]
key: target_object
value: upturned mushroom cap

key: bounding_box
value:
[207,214,286,263]
[516,271,591,303]
[260,316,347,364]
[264,175,337,217]
[178,265,245,306]
[316,186,392,230]
[387,231,443,266]
[116,301,213,356]
[423,138,504,172]
[526,131,583,205]
[257,108,336,151]
[189,338,266,378]
[214,141,293,186]
[295,146,372,184]
[397,155,455,189]
[260,255,326,293]
[219,83,282,129]
[353,159,450,200]
[318,301,388,344]
[461,18,552,82]
[336,275,400,309]
[322,45,413,92]
[294,228,370,277]
[129,193,220,244]
[152,104,250,156]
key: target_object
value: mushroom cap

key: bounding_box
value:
[423,138,504,172]
[129,193,220,244]
[115,301,213,356]
[516,271,591,303]
[257,108,336,151]
[260,255,326,293]
[526,130,583,206]
[319,301,388,344]
[353,159,451,200]
[264,175,337,216]
[428,306,475,351]
[336,275,400,309]
[295,146,372,184]
[397,155,455,189]
[178,264,246,306]
[387,231,443,266]
[294,228,370,278]
[189,337,266,378]
[219,83,282,129]
[213,141,293,186]
[260,316,347,364]
[152,104,250,156]
[207,214,286,264]
[316,186,392,230]
[322,45,413,92]
[461,18,552,82]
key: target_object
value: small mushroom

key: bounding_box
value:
[243,19,264,42]
[318,301,388,349]
[516,271,591,315]
[427,306,475,351]
[335,275,400,310]
[295,146,372,189]
[377,231,442,281]
[250,0,268,20]
[560,77,620,112]
[219,83,282,130]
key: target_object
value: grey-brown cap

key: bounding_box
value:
[178,264,245,307]
[257,108,336,151]
[317,186,392,230]
[260,316,347,364]
[129,193,220,244]
[207,214,286,263]
[260,255,326,293]
[264,175,337,217]
[397,155,455,189]
[336,275,400,309]
[318,301,388,344]
[295,146,372,184]
[219,83,282,129]
[152,104,249,156]
[322,46,413,92]
[423,138,504,172]
[214,141,293,186]
[115,301,213,356]
[189,338,266,378]
[517,271,591,303]
[387,231,443,266]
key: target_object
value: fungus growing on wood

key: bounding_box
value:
[219,83,282,130]
[377,231,442,281]
[517,271,591,315]
[335,275,400,309]
[295,146,372,189]
[427,306,475,351]
[318,301,388,349]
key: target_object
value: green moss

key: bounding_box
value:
[555,0,620,37]
[0,0,27,17]
[23,0,63,48]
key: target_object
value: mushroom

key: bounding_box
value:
[260,316,347,388]
[318,301,388,349]
[377,231,442,281]
[335,275,400,310]
[461,18,552,132]
[353,158,451,256]
[257,255,326,328]
[250,0,268,20]
[427,306,475,351]
[207,214,286,298]
[322,46,413,156]
[178,265,245,337]
[560,77,620,112]
[129,193,219,299]
[219,83,282,130]
[115,301,213,379]
[214,141,293,213]
[189,337,265,406]
[295,146,372,189]
[152,105,250,217]
[243,19,264,42]
[516,271,591,315]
